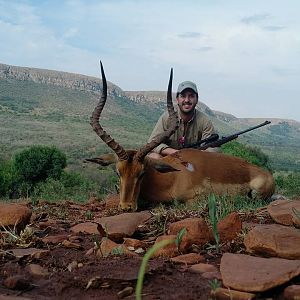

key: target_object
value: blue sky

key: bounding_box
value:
[0,0,299,121]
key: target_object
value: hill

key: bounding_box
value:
[0,63,299,171]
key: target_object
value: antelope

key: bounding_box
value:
[86,62,275,211]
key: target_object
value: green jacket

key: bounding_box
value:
[148,109,217,154]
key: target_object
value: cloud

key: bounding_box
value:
[195,46,213,52]
[177,32,203,39]
[262,25,285,31]
[241,13,271,24]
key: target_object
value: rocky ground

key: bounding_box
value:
[0,196,300,300]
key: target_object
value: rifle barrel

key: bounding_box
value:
[233,120,271,136]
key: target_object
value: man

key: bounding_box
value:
[148,80,218,158]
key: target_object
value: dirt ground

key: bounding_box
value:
[0,200,298,300]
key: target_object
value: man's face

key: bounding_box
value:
[176,88,198,114]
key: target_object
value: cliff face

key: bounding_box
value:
[0,63,124,97]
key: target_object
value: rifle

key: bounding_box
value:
[184,120,271,150]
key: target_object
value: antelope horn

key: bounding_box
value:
[90,61,128,160]
[135,68,179,161]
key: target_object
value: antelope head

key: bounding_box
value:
[86,62,179,211]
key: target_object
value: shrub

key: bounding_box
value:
[275,172,300,199]
[221,141,272,171]
[32,170,99,202]
[0,159,14,197]
[14,145,67,184]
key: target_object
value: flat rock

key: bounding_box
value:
[8,248,50,259]
[26,263,49,278]
[268,199,300,226]
[220,253,300,292]
[95,211,151,242]
[70,222,99,234]
[284,285,300,300]
[0,203,32,232]
[170,253,205,265]
[189,263,218,274]
[211,287,256,300]
[244,224,300,259]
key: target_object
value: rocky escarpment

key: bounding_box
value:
[0,63,124,97]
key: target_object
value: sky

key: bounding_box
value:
[0,0,300,121]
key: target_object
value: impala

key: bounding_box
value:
[86,62,275,211]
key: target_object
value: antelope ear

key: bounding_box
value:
[84,153,117,166]
[145,157,180,173]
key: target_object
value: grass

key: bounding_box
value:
[208,194,220,252]
[135,228,186,300]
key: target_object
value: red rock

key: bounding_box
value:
[170,253,205,265]
[123,238,148,249]
[244,224,300,259]
[26,264,49,278]
[104,193,120,209]
[152,235,178,258]
[221,253,300,292]
[3,275,30,290]
[284,285,300,300]
[211,287,256,300]
[42,233,68,244]
[168,217,210,251]
[268,199,300,226]
[217,212,242,242]
[95,211,151,242]
[70,222,100,235]
[62,240,82,249]
[189,263,218,274]
[0,203,32,232]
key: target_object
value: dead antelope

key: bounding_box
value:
[86,62,275,211]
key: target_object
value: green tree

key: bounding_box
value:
[14,145,67,185]
[221,141,272,171]
[0,158,14,197]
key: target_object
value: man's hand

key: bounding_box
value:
[161,147,178,156]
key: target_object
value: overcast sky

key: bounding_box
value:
[0,0,299,121]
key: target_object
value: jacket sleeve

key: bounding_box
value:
[148,113,170,154]
[200,116,217,140]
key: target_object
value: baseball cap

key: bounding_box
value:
[177,81,198,94]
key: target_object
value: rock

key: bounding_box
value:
[123,238,148,249]
[97,238,136,257]
[170,253,205,265]
[284,285,300,300]
[9,248,50,259]
[268,199,300,226]
[62,240,82,249]
[95,211,151,242]
[26,264,49,278]
[104,193,120,209]
[220,253,300,292]
[152,235,178,258]
[0,203,32,232]
[70,222,99,235]
[189,263,218,274]
[41,233,69,244]
[244,224,300,259]
[201,271,222,280]
[117,286,134,298]
[0,295,33,300]
[168,217,210,251]
[3,275,31,290]
[211,287,256,300]
[217,212,242,242]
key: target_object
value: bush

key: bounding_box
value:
[0,159,14,197]
[221,141,272,171]
[32,170,99,202]
[275,172,300,199]
[14,145,67,184]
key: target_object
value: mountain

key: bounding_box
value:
[0,63,299,171]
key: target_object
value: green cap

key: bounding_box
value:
[177,81,198,94]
